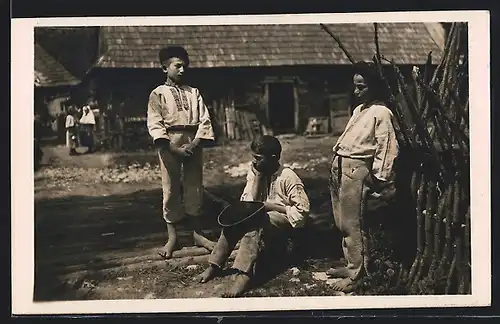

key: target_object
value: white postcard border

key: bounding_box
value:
[11,10,491,315]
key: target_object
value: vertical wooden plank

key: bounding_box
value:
[212,99,217,128]
[235,109,243,140]
[244,111,254,140]
[237,110,243,141]
[212,99,217,120]
[261,82,272,135]
[221,98,228,139]
[293,82,300,133]
[263,82,270,123]
[243,111,251,140]
[296,77,310,134]
[231,99,241,140]
[240,110,249,141]
[219,100,226,143]
[116,113,124,149]
[229,105,235,141]
[212,99,221,142]
[225,96,234,140]
[105,102,112,136]
[217,98,225,140]
[229,103,234,140]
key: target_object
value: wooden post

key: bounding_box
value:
[116,115,123,149]
[220,98,227,139]
[106,103,112,137]
[212,99,220,143]
[225,96,234,140]
[231,95,240,140]
[116,101,124,149]
[263,82,270,122]
[261,82,272,135]
[293,82,300,133]
[99,105,106,135]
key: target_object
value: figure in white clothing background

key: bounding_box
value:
[80,104,96,153]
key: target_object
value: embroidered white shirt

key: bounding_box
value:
[146,80,215,142]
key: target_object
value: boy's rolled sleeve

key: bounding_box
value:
[285,178,310,228]
[194,89,215,141]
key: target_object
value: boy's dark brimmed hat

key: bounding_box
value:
[159,46,190,67]
[217,201,267,229]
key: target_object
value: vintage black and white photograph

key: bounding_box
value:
[12,11,490,314]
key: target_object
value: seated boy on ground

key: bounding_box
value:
[194,135,310,297]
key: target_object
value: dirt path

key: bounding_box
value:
[34,136,347,300]
[35,184,224,272]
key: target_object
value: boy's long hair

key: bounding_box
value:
[250,135,282,159]
[352,60,390,105]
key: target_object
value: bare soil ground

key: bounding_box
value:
[34,135,352,301]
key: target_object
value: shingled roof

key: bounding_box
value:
[96,23,444,69]
[34,43,81,87]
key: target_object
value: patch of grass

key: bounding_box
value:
[239,263,336,298]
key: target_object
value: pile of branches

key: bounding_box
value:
[320,22,470,295]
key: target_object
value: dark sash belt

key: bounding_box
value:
[167,124,199,132]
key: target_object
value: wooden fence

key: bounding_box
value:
[322,22,470,295]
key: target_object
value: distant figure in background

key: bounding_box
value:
[147,45,216,259]
[56,112,66,143]
[80,104,96,153]
[65,108,78,156]
[327,61,399,292]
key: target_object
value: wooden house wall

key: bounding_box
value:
[86,64,421,146]
[35,27,100,80]
[194,66,360,139]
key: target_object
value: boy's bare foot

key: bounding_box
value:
[193,231,216,251]
[194,265,220,283]
[331,277,355,292]
[158,223,178,259]
[326,267,351,279]
[158,239,177,259]
[222,273,251,298]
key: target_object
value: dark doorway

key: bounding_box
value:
[268,82,295,135]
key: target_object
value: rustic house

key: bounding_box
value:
[35,27,102,115]
[34,43,82,116]
[34,42,87,141]
[34,23,445,144]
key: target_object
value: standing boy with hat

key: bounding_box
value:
[195,135,310,297]
[326,60,400,292]
[147,45,216,259]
